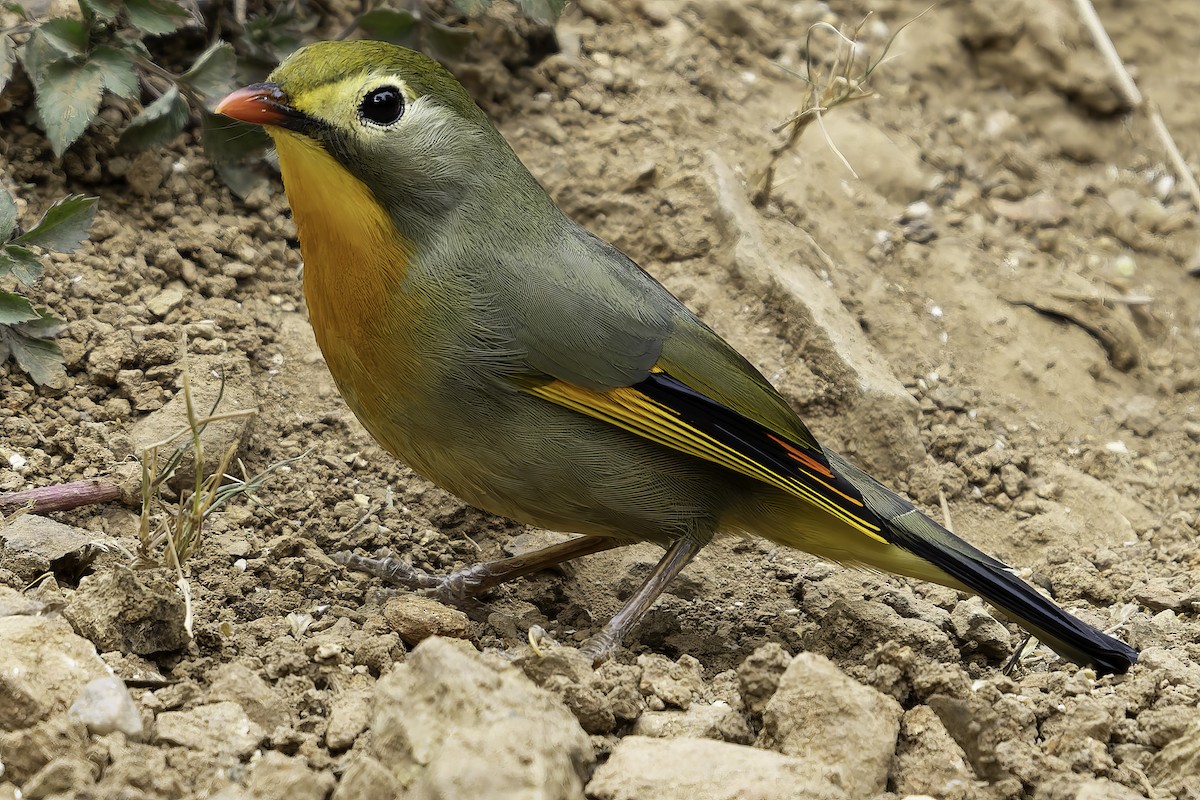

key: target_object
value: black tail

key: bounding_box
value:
[828,451,1138,675]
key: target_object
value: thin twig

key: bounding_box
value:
[1070,0,1200,218]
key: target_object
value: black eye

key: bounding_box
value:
[359,86,404,126]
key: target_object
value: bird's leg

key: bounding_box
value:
[335,535,625,604]
[579,537,702,665]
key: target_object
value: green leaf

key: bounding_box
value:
[4,3,29,19]
[15,195,98,252]
[213,160,268,200]
[517,0,566,23]
[35,58,105,157]
[426,21,474,62]
[36,17,89,57]
[81,0,122,21]
[118,85,189,151]
[179,41,235,105]
[451,0,491,15]
[1,317,66,385]
[0,184,15,242]
[0,290,40,325]
[200,109,269,164]
[356,8,419,48]
[19,28,62,89]
[90,45,140,99]
[0,34,15,95]
[3,244,44,285]
[123,0,192,35]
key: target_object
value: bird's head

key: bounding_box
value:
[217,40,511,227]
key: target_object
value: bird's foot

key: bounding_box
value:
[578,627,622,667]
[333,548,487,607]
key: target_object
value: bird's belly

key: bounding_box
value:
[342,378,738,546]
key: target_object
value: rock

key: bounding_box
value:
[68,675,143,737]
[804,598,958,663]
[64,565,189,654]
[1147,721,1200,789]
[0,716,89,785]
[146,283,187,318]
[382,594,471,646]
[0,514,123,583]
[369,636,592,799]
[20,756,97,799]
[950,596,1012,657]
[632,701,753,744]
[128,352,256,485]
[1039,775,1151,800]
[209,663,290,732]
[708,154,924,474]
[757,653,903,797]
[892,705,983,799]
[637,653,705,710]
[242,752,335,800]
[325,688,371,751]
[586,736,844,800]
[331,756,402,800]
[155,701,264,756]
[0,615,110,731]
[737,642,791,716]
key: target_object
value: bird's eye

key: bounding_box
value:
[359,86,404,126]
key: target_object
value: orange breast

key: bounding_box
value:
[270,129,425,424]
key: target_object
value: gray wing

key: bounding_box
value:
[488,222,676,390]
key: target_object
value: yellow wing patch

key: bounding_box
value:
[524,379,886,543]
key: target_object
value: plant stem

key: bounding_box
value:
[0,479,122,514]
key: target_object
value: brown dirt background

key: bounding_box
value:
[2,0,1199,797]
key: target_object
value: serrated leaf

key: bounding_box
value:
[0,290,40,325]
[15,195,98,252]
[81,0,122,21]
[35,58,105,157]
[20,29,63,89]
[36,17,89,56]
[200,109,269,164]
[3,244,44,285]
[1,34,15,95]
[356,8,420,48]
[426,22,474,62]
[123,0,191,35]
[90,45,139,99]
[1,322,66,385]
[118,85,188,151]
[0,184,15,242]
[517,0,566,23]
[179,41,235,105]
[451,0,491,15]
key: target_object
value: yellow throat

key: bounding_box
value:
[268,128,423,414]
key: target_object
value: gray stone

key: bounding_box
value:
[242,752,335,800]
[370,636,592,800]
[325,688,371,752]
[632,702,752,744]
[757,653,902,798]
[0,615,110,731]
[155,701,264,756]
[68,675,143,737]
[331,756,401,800]
[64,565,189,654]
[587,736,844,800]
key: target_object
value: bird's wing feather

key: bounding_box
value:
[517,370,888,544]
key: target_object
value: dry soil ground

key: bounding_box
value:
[2,1,1200,799]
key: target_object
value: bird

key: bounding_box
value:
[216,40,1138,674]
